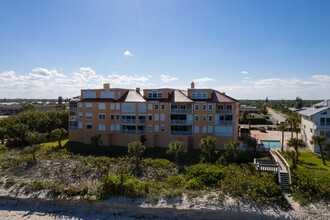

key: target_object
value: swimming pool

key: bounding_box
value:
[260,140,282,149]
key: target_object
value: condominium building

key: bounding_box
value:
[299,99,330,153]
[69,82,239,149]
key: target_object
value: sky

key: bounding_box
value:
[0,0,330,100]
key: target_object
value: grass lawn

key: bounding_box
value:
[283,150,330,171]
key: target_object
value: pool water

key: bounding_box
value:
[260,140,282,149]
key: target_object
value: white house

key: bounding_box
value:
[299,99,330,153]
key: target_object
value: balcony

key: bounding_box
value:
[215,120,233,125]
[69,107,78,112]
[121,130,136,135]
[215,109,233,114]
[170,130,193,136]
[171,109,193,114]
[69,126,78,131]
[121,119,136,124]
[138,119,146,124]
[138,130,146,135]
[69,116,78,121]
[170,119,193,125]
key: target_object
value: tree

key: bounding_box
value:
[265,97,269,103]
[290,112,301,138]
[310,136,327,166]
[91,134,102,150]
[199,136,217,162]
[58,96,63,104]
[225,140,241,163]
[325,141,330,160]
[0,127,6,145]
[26,131,46,146]
[167,141,187,165]
[244,137,258,157]
[128,141,146,172]
[295,96,303,109]
[52,128,67,148]
[285,117,294,139]
[24,145,41,165]
[287,138,305,168]
[277,123,286,152]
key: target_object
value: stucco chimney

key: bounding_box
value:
[136,87,141,94]
[223,92,226,95]
[191,82,195,89]
[103,83,110,89]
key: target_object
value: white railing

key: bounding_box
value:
[171,109,193,114]
[170,120,193,125]
[216,109,233,114]
[274,150,292,184]
[170,130,193,136]
[215,120,233,125]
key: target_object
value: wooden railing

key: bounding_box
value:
[274,150,292,184]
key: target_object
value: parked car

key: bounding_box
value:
[259,126,266,132]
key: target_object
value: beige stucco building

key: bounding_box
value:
[69,82,239,149]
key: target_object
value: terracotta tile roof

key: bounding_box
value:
[118,90,146,102]
[169,90,194,103]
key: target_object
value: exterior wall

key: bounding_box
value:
[69,88,239,150]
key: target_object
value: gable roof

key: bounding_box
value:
[118,90,146,103]
[299,99,330,116]
[211,91,237,103]
[169,90,194,103]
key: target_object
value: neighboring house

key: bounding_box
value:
[299,99,330,153]
[68,82,239,149]
[239,105,259,114]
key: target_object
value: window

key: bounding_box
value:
[116,103,120,110]
[320,130,325,136]
[110,103,115,110]
[217,105,224,110]
[310,128,313,133]
[208,104,213,110]
[78,103,82,109]
[203,115,207,122]
[191,91,208,99]
[155,104,159,110]
[161,104,165,110]
[116,115,120,120]
[111,124,115,131]
[203,126,207,133]
[202,104,207,110]
[148,104,153,110]
[86,124,93,130]
[148,125,153,132]
[327,118,330,126]
[147,91,163,98]
[160,114,165,121]
[321,111,327,115]
[118,92,121,98]
[194,126,199,133]
[98,103,106,110]
[78,122,82,129]
[195,115,199,122]
[195,104,199,110]
[148,114,153,121]
[157,93,162,98]
[226,104,232,109]
[160,125,165,132]
[208,115,213,122]
[155,125,159,132]
[78,112,83,119]
[110,114,115,120]
[116,124,120,131]
[99,113,106,120]
[98,124,106,131]
[86,113,93,120]
[208,126,213,133]
[86,103,92,109]
[155,114,159,121]
[320,118,325,126]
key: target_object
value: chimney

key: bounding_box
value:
[223,92,226,95]
[136,87,141,94]
[103,83,110,89]
[191,82,195,89]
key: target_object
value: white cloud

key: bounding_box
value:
[80,67,96,75]
[124,51,133,56]
[241,71,248,74]
[312,75,330,82]
[193,77,215,85]
[31,67,67,79]
[108,74,150,85]
[160,74,179,82]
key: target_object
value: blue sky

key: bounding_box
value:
[0,0,329,99]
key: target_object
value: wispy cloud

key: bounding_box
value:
[193,77,215,85]
[160,74,179,82]
[241,71,248,74]
[124,51,133,56]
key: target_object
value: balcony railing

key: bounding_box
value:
[69,107,78,112]
[171,109,193,114]
[170,130,193,136]
[69,126,78,131]
[121,130,136,134]
[121,119,136,124]
[215,109,233,114]
[69,116,78,121]
[138,119,146,124]
[138,130,146,135]
[170,119,193,125]
[215,120,233,125]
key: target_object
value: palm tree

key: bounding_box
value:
[225,140,241,163]
[324,141,330,160]
[277,123,286,152]
[285,117,294,139]
[199,136,217,162]
[287,138,305,168]
[244,137,257,157]
[51,128,67,148]
[291,112,301,138]
[167,141,187,165]
[310,136,327,166]
[128,141,146,171]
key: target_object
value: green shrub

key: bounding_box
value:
[0,145,8,153]
[5,178,16,187]
[290,169,330,205]
[97,174,144,200]
[184,178,203,189]
[30,181,44,191]
[186,163,223,187]
[48,183,62,197]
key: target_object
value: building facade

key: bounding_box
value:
[69,83,239,149]
[299,100,330,153]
